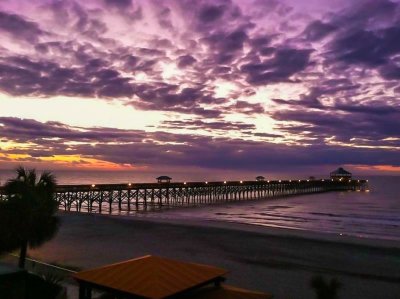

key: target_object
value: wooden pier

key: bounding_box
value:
[0,179,368,214]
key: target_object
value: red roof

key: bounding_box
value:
[73,255,227,299]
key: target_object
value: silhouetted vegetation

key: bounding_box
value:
[0,167,60,268]
[26,272,63,299]
[311,275,342,299]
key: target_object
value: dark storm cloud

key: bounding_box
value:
[103,0,143,21]
[160,119,255,131]
[253,132,283,138]
[129,83,227,117]
[335,103,400,116]
[264,0,400,153]
[0,49,223,117]
[227,101,265,114]
[201,28,250,64]
[156,6,173,29]
[329,27,400,67]
[273,105,400,146]
[199,4,225,22]
[0,0,276,119]
[213,30,248,52]
[104,0,132,9]
[0,11,45,42]
[303,20,337,41]
[0,117,146,143]
[320,0,400,82]
[0,56,134,98]
[379,63,400,80]
[2,118,399,170]
[177,55,197,68]
[241,48,312,85]
[1,0,400,173]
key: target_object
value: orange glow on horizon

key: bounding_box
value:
[0,153,143,171]
[351,164,400,173]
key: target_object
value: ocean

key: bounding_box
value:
[0,170,399,241]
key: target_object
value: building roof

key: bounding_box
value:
[186,284,273,299]
[330,167,351,175]
[73,255,227,299]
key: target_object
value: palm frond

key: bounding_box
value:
[27,168,37,186]
[0,167,60,260]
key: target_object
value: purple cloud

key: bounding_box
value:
[0,0,399,173]
[1,117,399,171]
[0,11,44,42]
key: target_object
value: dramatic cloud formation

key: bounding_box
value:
[0,0,399,176]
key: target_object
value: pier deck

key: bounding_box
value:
[0,179,368,214]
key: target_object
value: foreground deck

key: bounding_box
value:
[0,179,367,214]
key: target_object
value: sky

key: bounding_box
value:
[0,0,399,178]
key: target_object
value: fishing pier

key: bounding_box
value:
[0,178,367,214]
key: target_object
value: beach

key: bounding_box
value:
[28,212,400,299]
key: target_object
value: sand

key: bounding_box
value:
[27,212,400,299]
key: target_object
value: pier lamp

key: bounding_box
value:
[279,180,281,183]
[267,180,270,183]
[307,179,310,182]
[357,180,360,183]
[184,182,187,185]
[224,181,227,184]
[366,180,369,182]
[240,180,243,183]
[322,179,325,182]
[91,184,96,188]
[128,183,132,187]
[289,180,292,182]
[205,181,208,184]
[298,180,301,182]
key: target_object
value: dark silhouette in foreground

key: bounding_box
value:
[0,167,59,268]
[311,275,342,299]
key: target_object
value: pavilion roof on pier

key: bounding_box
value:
[156,176,172,183]
[330,167,352,178]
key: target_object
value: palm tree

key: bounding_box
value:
[0,167,60,268]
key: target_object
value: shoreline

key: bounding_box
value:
[62,210,400,249]
[25,212,400,299]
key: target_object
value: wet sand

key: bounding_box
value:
[29,212,400,299]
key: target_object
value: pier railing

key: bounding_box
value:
[0,179,368,214]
